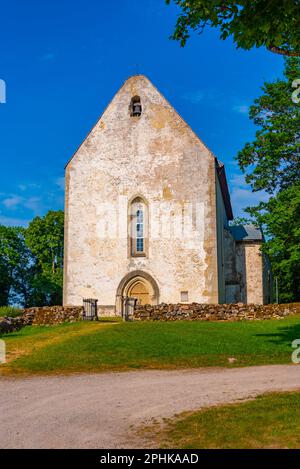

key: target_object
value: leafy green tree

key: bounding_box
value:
[246,186,300,303]
[166,0,300,57]
[229,216,255,227]
[0,246,10,306]
[236,58,300,302]
[25,211,64,306]
[238,58,300,193]
[0,226,33,306]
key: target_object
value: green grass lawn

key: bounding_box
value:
[1,315,300,375]
[145,392,300,449]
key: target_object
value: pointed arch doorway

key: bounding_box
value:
[116,270,159,317]
[128,280,150,305]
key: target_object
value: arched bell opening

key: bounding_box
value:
[129,95,142,117]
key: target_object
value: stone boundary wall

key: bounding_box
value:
[1,303,300,335]
[0,317,24,334]
[23,306,84,325]
[133,303,300,321]
[0,306,84,334]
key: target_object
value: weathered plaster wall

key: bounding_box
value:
[245,243,264,304]
[215,176,227,303]
[223,230,271,305]
[236,242,265,304]
[64,75,219,312]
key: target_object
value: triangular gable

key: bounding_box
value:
[65,74,215,169]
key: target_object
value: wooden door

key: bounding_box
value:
[128,281,150,305]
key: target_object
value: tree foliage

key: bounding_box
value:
[166,0,300,57]
[238,58,300,193]
[237,58,300,302]
[0,226,33,306]
[25,211,64,306]
[246,186,300,303]
[0,210,64,307]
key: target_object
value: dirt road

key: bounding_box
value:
[0,364,299,448]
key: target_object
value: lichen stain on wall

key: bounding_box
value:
[162,186,172,200]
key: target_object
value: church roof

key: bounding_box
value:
[229,224,263,242]
[216,160,233,220]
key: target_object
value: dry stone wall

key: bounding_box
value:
[23,306,83,325]
[1,303,300,335]
[0,306,83,334]
[0,317,24,334]
[133,303,300,321]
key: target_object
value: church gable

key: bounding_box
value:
[66,75,215,173]
[65,75,222,235]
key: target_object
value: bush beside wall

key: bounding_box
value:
[0,306,23,318]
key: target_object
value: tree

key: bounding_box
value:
[166,0,300,57]
[236,58,300,302]
[237,57,300,193]
[25,211,64,306]
[0,226,33,306]
[0,230,11,306]
[246,186,300,303]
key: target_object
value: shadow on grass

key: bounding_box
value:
[255,322,300,347]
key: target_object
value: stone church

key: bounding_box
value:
[63,75,271,316]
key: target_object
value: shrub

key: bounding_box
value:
[0,306,23,318]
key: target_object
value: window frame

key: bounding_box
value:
[129,197,148,258]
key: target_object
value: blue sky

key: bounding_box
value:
[0,0,284,226]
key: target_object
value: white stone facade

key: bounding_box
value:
[63,75,270,314]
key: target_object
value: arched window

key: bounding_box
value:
[130,197,147,256]
[130,95,142,117]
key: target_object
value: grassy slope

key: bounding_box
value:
[146,392,300,449]
[1,315,300,375]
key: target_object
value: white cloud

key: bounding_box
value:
[40,52,56,61]
[18,183,41,191]
[2,196,23,209]
[229,174,247,187]
[55,177,65,191]
[23,197,43,214]
[181,90,204,104]
[232,104,249,115]
[0,177,64,226]
[2,195,43,215]
[229,173,269,218]
[0,215,29,227]
[182,88,228,106]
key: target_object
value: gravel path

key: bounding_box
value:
[0,364,300,449]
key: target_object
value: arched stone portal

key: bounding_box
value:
[116,270,159,316]
[128,281,150,305]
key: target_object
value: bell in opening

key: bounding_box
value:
[130,96,142,117]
